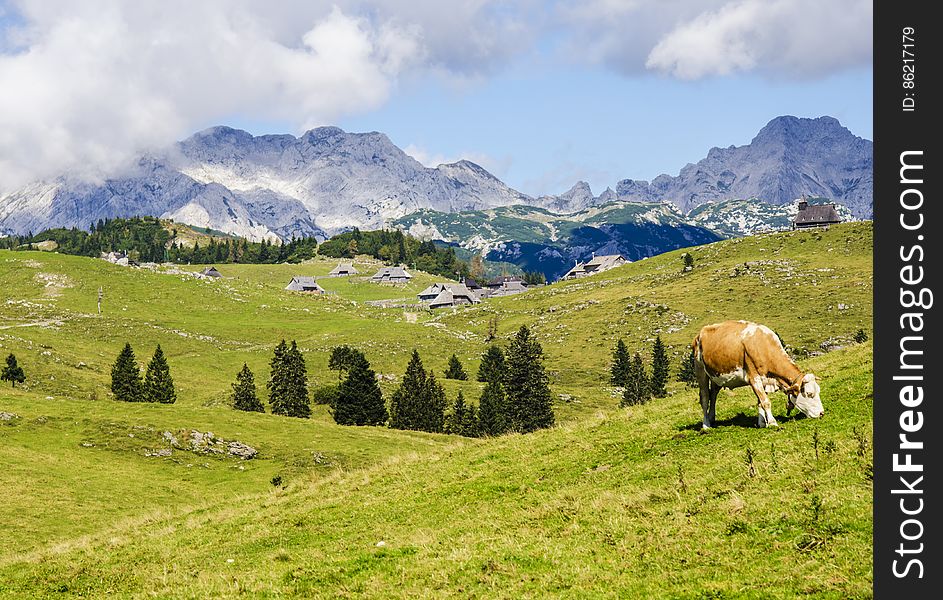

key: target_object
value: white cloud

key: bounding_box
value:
[554,0,872,79]
[0,0,526,191]
[0,1,872,192]
[645,0,873,79]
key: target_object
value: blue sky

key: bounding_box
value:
[229,62,872,197]
[0,1,873,195]
[336,67,872,196]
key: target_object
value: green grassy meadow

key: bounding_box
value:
[0,223,873,598]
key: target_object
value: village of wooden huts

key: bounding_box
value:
[417,275,530,309]
[417,282,481,309]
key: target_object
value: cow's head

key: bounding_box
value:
[786,373,824,418]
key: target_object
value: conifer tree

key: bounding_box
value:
[610,339,631,387]
[232,363,264,412]
[389,350,426,431]
[460,402,480,438]
[1,353,25,388]
[284,341,311,418]
[677,350,698,387]
[143,344,176,404]
[422,372,447,433]
[389,350,446,433]
[476,345,506,383]
[333,351,387,426]
[621,352,651,407]
[445,390,468,435]
[478,379,508,436]
[504,325,554,433]
[650,336,670,398]
[444,354,469,380]
[111,343,142,402]
[328,345,357,380]
[267,340,290,414]
[269,340,310,418]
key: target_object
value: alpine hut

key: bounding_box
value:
[285,276,325,294]
[792,200,842,229]
[329,263,359,277]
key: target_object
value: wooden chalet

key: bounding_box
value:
[561,253,628,280]
[329,263,359,277]
[793,200,842,229]
[285,276,325,294]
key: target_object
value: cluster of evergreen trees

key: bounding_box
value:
[230,340,319,418]
[110,343,176,403]
[610,336,670,407]
[167,236,318,265]
[388,350,448,432]
[100,325,554,439]
[318,229,469,280]
[231,325,555,438]
[0,217,318,265]
[2,218,172,262]
[380,326,554,436]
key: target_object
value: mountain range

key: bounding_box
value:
[0,116,872,255]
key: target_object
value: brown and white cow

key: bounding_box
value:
[692,320,824,429]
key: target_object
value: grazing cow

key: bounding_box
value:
[692,320,824,429]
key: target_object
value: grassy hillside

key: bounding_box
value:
[0,222,872,597]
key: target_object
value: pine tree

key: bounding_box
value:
[621,352,651,407]
[677,350,698,387]
[610,339,631,387]
[505,325,554,433]
[444,354,469,380]
[333,352,387,426]
[267,340,290,414]
[232,363,264,412]
[269,340,311,418]
[111,343,143,402]
[1,354,25,388]
[478,379,508,436]
[282,341,311,418]
[143,344,176,404]
[389,350,446,433]
[328,345,357,379]
[460,402,480,438]
[389,350,427,431]
[650,336,669,398]
[476,345,506,383]
[445,390,468,435]
[422,372,447,433]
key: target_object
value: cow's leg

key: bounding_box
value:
[699,382,712,429]
[695,359,714,429]
[708,383,719,426]
[750,377,778,428]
